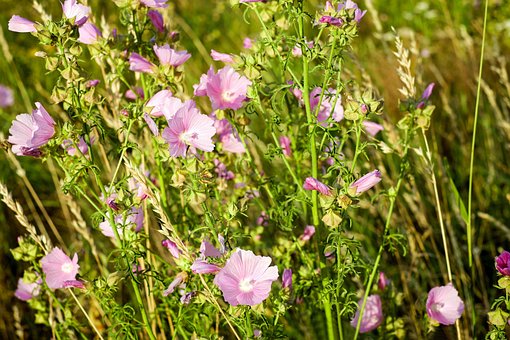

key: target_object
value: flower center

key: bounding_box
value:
[179,131,199,144]
[222,90,235,103]
[431,302,444,313]
[61,262,74,274]
[238,278,254,293]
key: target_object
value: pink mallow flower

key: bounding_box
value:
[161,101,216,157]
[496,251,510,276]
[146,90,184,120]
[282,269,292,290]
[279,136,292,156]
[0,85,14,108]
[363,121,384,137]
[417,82,436,109]
[310,88,344,124]
[78,23,101,44]
[201,240,223,258]
[162,239,181,259]
[15,278,40,301]
[41,248,79,289]
[426,284,464,325]
[163,272,187,296]
[378,272,389,290]
[62,136,93,156]
[141,0,168,8]
[8,102,55,156]
[62,0,91,26]
[303,177,332,196]
[214,249,279,306]
[100,207,144,239]
[300,225,316,242]
[210,49,235,64]
[243,38,253,49]
[129,53,155,73]
[350,170,382,194]
[154,44,191,67]
[191,259,221,274]
[148,10,164,33]
[195,66,251,111]
[350,295,383,333]
[338,0,367,23]
[8,15,37,33]
[143,113,159,136]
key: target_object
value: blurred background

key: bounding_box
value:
[1,0,509,338]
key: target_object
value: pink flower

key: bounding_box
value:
[257,211,268,226]
[63,280,85,289]
[282,269,292,290]
[41,248,80,289]
[128,177,149,200]
[161,101,216,157]
[148,10,164,33]
[0,85,14,108]
[195,66,251,110]
[15,278,40,301]
[8,102,56,156]
[100,207,144,239]
[363,121,384,137]
[62,0,91,26]
[421,83,435,100]
[319,16,343,27]
[191,259,221,274]
[129,53,155,73]
[350,170,382,194]
[378,272,389,290]
[78,23,101,44]
[146,90,184,119]
[154,44,191,67]
[125,87,144,100]
[163,272,187,296]
[279,136,292,156]
[243,38,253,49]
[62,136,93,156]
[221,133,245,153]
[140,0,168,8]
[417,83,436,109]
[143,113,159,136]
[350,295,383,333]
[8,15,37,33]
[310,88,344,124]
[214,159,235,180]
[201,240,223,258]
[162,239,181,259]
[495,251,510,276]
[86,79,100,88]
[214,249,278,306]
[303,177,331,196]
[300,225,316,241]
[426,284,464,325]
[338,0,367,23]
[211,49,235,64]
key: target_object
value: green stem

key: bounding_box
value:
[467,0,488,268]
[323,295,336,340]
[299,21,319,227]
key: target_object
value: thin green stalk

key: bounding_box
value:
[467,0,489,268]
[421,130,462,340]
[299,22,319,227]
[270,132,302,190]
[68,289,104,340]
[353,175,403,340]
[323,296,336,340]
[350,121,362,173]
